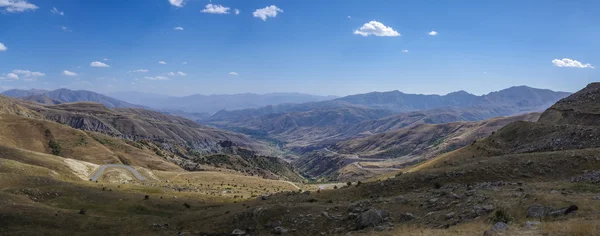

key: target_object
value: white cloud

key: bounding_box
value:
[229,72,239,76]
[253,5,283,21]
[354,21,400,37]
[428,31,438,36]
[62,70,78,76]
[90,61,110,68]
[158,61,167,64]
[145,76,169,80]
[132,69,148,73]
[103,58,109,61]
[201,4,230,14]
[167,72,175,76]
[552,58,595,69]
[182,61,187,64]
[177,71,186,76]
[12,69,45,80]
[168,0,186,8]
[6,73,18,80]
[61,26,72,32]
[348,16,351,19]
[234,9,240,15]
[402,49,409,53]
[0,43,6,51]
[174,26,184,31]
[50,7,63,16]
[0,0,38,13]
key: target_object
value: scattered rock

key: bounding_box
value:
[272,226,288,235]
[527,204,578,218]
[526,204,547,218]
[483,222,509,236]
[446,212,455,219]
[548,205,578,217]
[398,213,416,222]
[524,221,541,229]
[231,229,246,235]
[593,196,600,200]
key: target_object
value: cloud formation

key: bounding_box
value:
[90,61,110,68]
[354,21,400,37]
[0,43,6,51]
[253,5,283,21]
[50,7,63,15]
[12,69,45,80]
[174,26,184,31]
[552,58,595,69]
[201,4,230,14]
[0,0,38,13]
[428,31,438,36]
[402,49,409,53]
[145,76,169,80]
[168,0,186,8]
[158,61,167,65]
[62,70,77,76]
[229,72,239,76]
[6,73,18,80]
[234,9,240,15]
[177,71,186,76]
[132,69,148,73]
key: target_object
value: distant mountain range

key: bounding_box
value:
[106,91,338,114]
[205,86,571,148]
[1,89,144,109]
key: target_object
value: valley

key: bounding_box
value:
[2,83,600,236]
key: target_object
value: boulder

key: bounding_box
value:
[526,204,547,218]
[355,209,388,230]
[231,229,246,235]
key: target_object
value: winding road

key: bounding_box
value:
[89,164,146,181]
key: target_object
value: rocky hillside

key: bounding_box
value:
[294,113,541,181]
[2,88,144,109]
[1,97,301,181]
[334,112,541,159]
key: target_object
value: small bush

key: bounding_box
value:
[356,181,362,187]
[434,182,442,189]
[395,172,404,177]
[490,208,513,224]
[78,209,86,215]
[183,203,191,208]
[48,140,62,156]
[333,185,338,189]
[307,198,318,203]
[144,195,149,200]
[347,182,352,186]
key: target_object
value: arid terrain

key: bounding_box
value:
[0,83,600,236]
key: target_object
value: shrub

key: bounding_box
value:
[347,182,352,186]
[48,140,62,156]
[144,195,149,200]
[490,208,513,224]
[395,172,404,177]
[333,185,338,189]
[183,203,191,208]
[78,209,86,215]
[434,182,442,189]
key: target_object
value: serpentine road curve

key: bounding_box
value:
[89,164,146,181]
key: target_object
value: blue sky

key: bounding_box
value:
[0,0,598,96]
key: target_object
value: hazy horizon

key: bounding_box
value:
[0,83,576,99]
